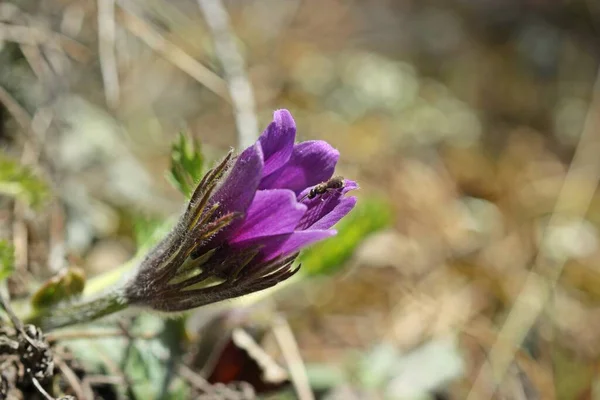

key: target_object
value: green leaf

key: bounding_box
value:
[166,132,204,198]
[0,152,49,208]
[299,197,393,276]
[0,240,15,282]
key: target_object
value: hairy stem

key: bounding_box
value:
[26,289,129,331]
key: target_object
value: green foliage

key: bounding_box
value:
[305,363,347,391]
[30,267,86,309]
[0,152,49,208]
[0,240,15,282]
[167,132,205,198]
[133,213,171,250]
[65,314,190,399]
[299,197,393,276]
[123,339,189,399]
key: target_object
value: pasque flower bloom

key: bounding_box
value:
[25,109,357,331]
[125,109,357,312]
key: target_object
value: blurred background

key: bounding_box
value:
[2,0,600,399]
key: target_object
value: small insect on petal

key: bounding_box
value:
[300,176,345,201]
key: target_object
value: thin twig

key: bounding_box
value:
[0,289,47,352]
[0,288,22,330]
[56,357,89,400]
[32,376,57,400]
[118,6,230,102]
[98,0,120,109]
[467,67,600,399]
[197,0,259,148]
[271,316,314,400]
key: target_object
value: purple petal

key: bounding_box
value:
[230,189,307,243]
[210,143,263,217]
[259,141,339,193]
[296,197,356,230]
[263,230,335,261]
[236,229,335,261]
[259,109,296,178]
[342,179,359,194]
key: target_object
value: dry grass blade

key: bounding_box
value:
[179,362,255,399]
[0,21,90,62]
[12,202,28,275]
[177,364,214,394]
[118,7,231,102]
[271,316,314,400]
[84,375,126,386]
[0,84,32,130]
[47,328,157,342]
[20,44,53,81]
[98,0,120,109]
[463,322,556,399]
[56,357,90,400]
[466,67,600,399]
[197,0,259,148]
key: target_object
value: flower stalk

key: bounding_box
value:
[26,290,127,330]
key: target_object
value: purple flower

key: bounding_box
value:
[125,110,357,312]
